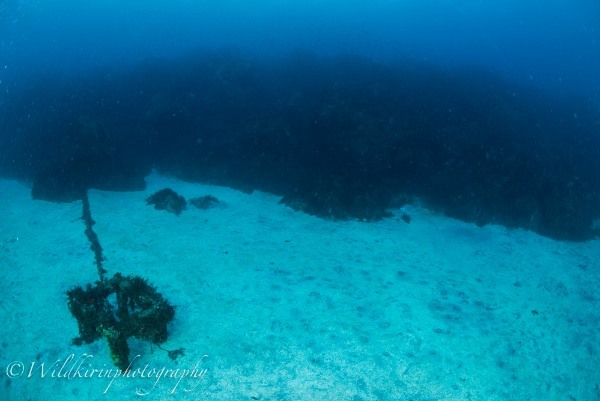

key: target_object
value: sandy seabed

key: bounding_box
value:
[0,172,598,401]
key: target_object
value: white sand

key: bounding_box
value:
[1,172,598,400]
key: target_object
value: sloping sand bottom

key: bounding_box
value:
[1,172,598,400]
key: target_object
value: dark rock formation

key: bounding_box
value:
[2,51,599,240]
[146,188,187,215]
[30,117,147,202]
[190,195,220,210]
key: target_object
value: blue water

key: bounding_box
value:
[2,0,599,98]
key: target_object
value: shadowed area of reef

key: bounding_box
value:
[1,50,599,241]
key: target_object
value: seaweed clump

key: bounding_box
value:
[146,188,187,215]
[67,191,182,371]
[67,273,176,371]
[190,195,220,210]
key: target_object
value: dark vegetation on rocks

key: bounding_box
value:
[146,188,187,215]
[2,50,599,240]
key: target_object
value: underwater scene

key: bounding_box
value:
[1,1,599,400]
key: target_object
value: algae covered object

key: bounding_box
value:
[190,194,220,210]
[67,191,181,371]
[146,188,187,215]
[67,273,176,371]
